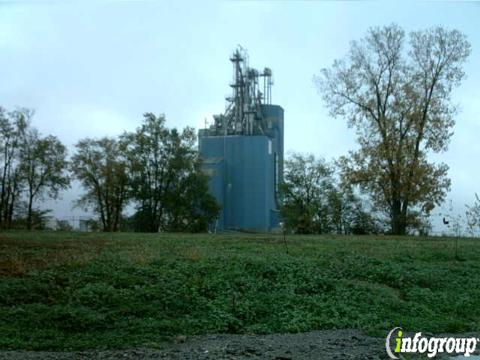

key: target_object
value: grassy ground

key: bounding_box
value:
[0,231,479,351]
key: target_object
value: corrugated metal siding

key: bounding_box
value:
[199,105,284,232]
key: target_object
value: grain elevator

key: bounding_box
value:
[198,48,284,232]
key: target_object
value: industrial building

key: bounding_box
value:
[199,48,284,232]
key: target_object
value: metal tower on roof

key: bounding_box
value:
[212,47,273,136]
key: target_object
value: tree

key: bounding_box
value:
[122,113,187,232]
[0,108,28,228]
[123,113,219,232]
[466,194,480,236]
[19,129,70,230]
[164,162,220,232]
[280,153,379,234]
[71,137,129,232]
[1,107,70,229]
[316,24,471,235]
[327,186,381,235]
[280,153,333,234]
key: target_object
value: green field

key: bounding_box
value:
[0,232,479,350]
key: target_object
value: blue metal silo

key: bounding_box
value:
[198,49,284,232]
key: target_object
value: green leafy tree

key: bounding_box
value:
[281,153,380,234]
[123,113,219,232]
[71,137,129,232]
[19,129,70,230]
[280,153,333,234]
[316,24,471,235]
[326,188,380,235]
[164,163,220,232]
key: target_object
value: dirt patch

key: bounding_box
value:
[0,235,106,277]
[0,330,386,359]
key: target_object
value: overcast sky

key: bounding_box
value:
[1,0,479,232]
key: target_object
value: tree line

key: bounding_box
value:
[71,113,219,232]
[1,24,475,235]
[283,25,473,235]
[0,110,219,232]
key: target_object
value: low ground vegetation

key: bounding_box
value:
[1,232,479,350]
